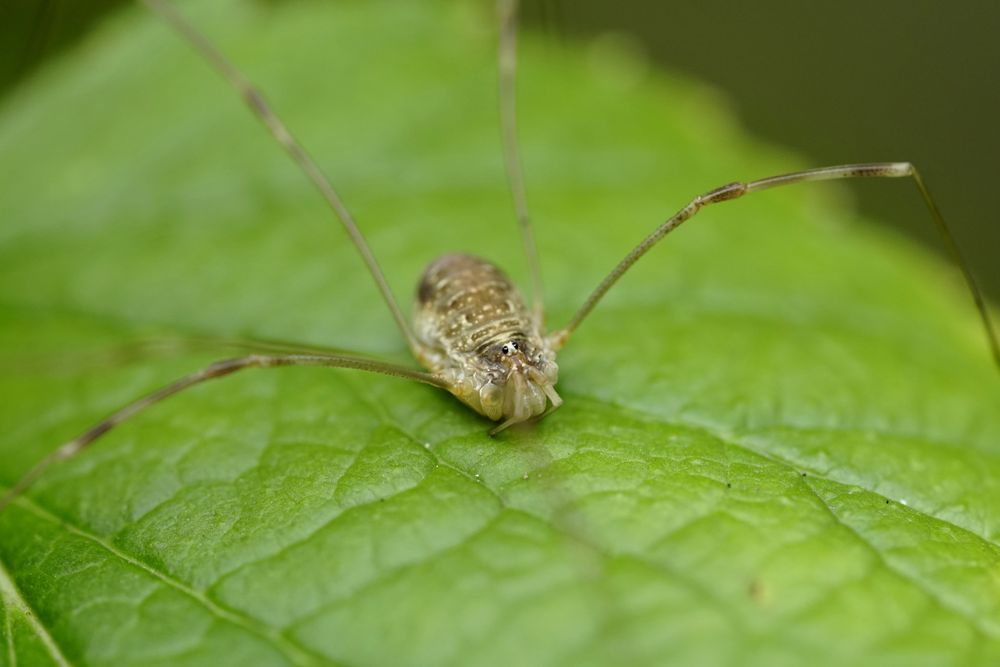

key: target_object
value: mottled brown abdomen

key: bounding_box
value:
[414,254,535,363]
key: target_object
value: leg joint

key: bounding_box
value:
[698,182,747,205]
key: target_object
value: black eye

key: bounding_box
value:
[502,345,509,355]
[511,342,519,350]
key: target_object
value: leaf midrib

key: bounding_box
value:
[0,555,73,667]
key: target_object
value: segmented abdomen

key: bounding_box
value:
[414,254,534,360]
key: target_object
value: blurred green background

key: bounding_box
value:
[3,0,997,302]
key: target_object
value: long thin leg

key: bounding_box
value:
[498,0,545,325]
[140,0,421,353]
[0,353,447,512]
[549,162,1000,368]
[112,334,362,360]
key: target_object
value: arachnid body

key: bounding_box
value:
[415,254,561,427]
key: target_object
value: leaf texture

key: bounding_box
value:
[1,1,998,666]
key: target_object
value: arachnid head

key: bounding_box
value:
[481,338,561,427]
[449,338,561,432]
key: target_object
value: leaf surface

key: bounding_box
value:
[1,1,998,666]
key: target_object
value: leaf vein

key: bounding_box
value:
[0,555,73,667]
[564,391,1000,549]
[799,475,998,640]
[11,498,333,667]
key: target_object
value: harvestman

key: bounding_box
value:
[1,0,997,512]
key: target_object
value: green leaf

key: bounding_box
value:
[1,1,998,665]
